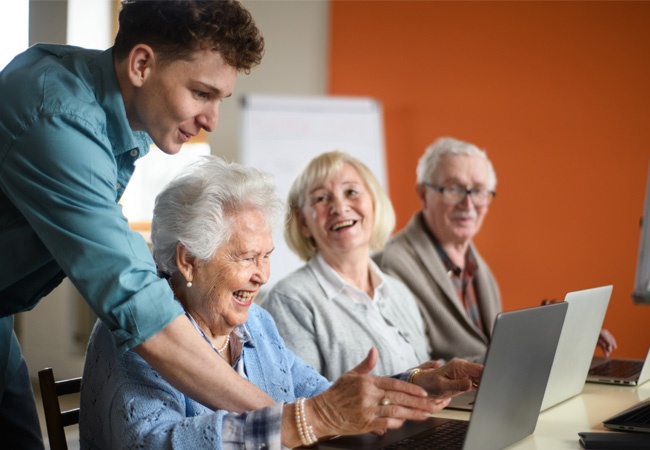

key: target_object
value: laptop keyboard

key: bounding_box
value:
[589,360,643,378]
[382,420,468,449]
[619,402,650,426]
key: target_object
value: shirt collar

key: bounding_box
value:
[419,213,478,277]
[185,310,256,349]
[307,253,386,302]
[233,323,256,348]
[92,48,152,158]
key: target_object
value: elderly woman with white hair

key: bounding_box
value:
[262,150,478,381]
[79,155,482,449]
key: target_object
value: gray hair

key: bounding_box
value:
[151,155,284,276]
[416,137,497,190]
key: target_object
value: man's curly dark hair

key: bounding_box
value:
[113,0,264,73]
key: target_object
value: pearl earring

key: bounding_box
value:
[186,281,192,288]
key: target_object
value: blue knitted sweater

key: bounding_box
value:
[79,304,332,449]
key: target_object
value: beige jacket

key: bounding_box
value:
[374,212,502,363]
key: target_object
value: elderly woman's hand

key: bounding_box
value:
[304,348,449,439]
[411,358,484,399]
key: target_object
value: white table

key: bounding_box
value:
[432,381,650,449]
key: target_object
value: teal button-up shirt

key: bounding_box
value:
[0,44,183,378]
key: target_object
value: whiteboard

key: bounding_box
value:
[240,94,386,291]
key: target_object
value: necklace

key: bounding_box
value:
[185,311,230,355]
[217,334,230,353]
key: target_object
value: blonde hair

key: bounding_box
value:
[285,151,395,261]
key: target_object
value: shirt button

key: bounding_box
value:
[116,182,121,190]
[130,149,138,157]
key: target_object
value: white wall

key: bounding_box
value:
[0,1,29,70]
[18,0,329,380]
[18,280,90,380]
[213,0,329,162]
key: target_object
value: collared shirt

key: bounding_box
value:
[421,216,485,333]
[0,44,183,376]
[309,254,422,372]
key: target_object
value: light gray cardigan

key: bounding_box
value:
[375,212,502,363]
[261,259,430,381]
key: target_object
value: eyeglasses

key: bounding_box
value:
[422,182,496,207]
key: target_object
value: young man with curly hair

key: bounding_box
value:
[0,2,267,447]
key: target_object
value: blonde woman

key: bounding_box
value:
[263,151,434,380]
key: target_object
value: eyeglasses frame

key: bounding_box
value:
[422,182,496,207]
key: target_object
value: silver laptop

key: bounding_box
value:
[541,285,613,409]
[449,285,612,412]
[317,302,568,450]
[588,346,650,385]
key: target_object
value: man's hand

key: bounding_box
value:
[542,298,618,357]
[411,358,484,399]
[597,329,617,356]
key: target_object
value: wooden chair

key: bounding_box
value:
[38,367,82,450]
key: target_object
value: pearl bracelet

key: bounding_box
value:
[295,397,318,446]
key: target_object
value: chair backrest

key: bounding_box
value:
[38,367,82,450]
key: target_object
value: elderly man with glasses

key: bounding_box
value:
[376,136,616,364]
[374,137,502,363]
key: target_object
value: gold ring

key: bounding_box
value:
[381,397,391,406]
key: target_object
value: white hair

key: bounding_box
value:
[151,155,285,277]
[416,137,497,190]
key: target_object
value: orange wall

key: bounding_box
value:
[329,1,650,358]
